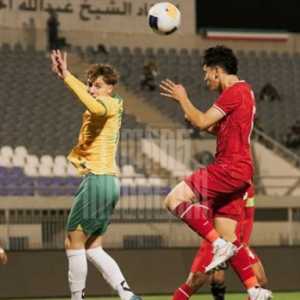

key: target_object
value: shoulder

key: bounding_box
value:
[96,95,122,106]
[225,81,248,95]
[96,94,123,117]
[112,93,123,103]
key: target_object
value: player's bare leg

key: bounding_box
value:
[86,235,141,300]
[187,272,209,293]
[164,181,236,269]
[250,253,268,287]
[65,230,88,300]
[172,271,209,300]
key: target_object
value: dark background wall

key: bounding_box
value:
[196,0,300,32]
[0,247,300,298]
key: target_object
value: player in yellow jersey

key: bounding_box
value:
[50,50,141,300]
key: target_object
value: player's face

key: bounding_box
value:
[87,76,113,98]
[203,65,220,91]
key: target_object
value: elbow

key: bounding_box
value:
[196,122,211,131]
[191,117,211,130]
[89,104,107,116]
[92,110,106,117]
[188,118,206,130]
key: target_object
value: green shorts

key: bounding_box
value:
[66,174,120,236]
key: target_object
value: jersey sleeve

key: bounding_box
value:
[64,73,107,116]
[96,96,121,117]
[213,87,241,115]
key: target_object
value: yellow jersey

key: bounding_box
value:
[64,73,123,176]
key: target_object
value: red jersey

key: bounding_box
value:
[213,81,256,182]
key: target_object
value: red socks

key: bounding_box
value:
[173,283,193,300]
[229,240,258,289]
[173,201,219,242]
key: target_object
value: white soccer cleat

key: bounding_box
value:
[205,241,236,273]
[248,287,273,300]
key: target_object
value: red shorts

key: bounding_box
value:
[185,164,249,202]
[185,164,248,222]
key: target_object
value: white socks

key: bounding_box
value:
[86,247,134,300]
[66,249,88,300]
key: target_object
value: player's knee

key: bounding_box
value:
[65,232,86,250]
[64,237,71,250]
[164,192,177,211]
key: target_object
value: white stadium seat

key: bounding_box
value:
[121,164,135,177]
[148,177,165,187]
[12,156,25,167]
[66,163,78,176]
[14,146,28,158]
[24,165,38,177]
[26,155,39,167]
[53,164,66,177]
[38,165,52,177]
[1,146,13,158]
[121,178,135,186]
[0,156,12,167]
[135,177,149,186]
[40,155,53,167]
[54,155,67,168]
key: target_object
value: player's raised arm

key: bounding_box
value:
[160,79,224,130]
[50,50,108,116]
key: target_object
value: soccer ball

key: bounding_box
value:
[148,2,181,35]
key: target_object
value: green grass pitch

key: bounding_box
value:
[9,292,300,300]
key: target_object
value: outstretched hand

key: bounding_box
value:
[160,79,188,103]
[50,50,69,79]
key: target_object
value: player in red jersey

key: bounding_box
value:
[160,46,272,300]
[186,185,268,300]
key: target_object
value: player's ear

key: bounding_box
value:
[214,67,219,80]
[215,67,222,80]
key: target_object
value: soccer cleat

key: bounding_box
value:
[205,241,236,273]
[130,295,142,300]
[248,287,273,300]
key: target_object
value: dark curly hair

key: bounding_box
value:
[202,46,238,75]
[87,63,119,85]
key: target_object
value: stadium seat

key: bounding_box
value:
[24,165,38,177]
[1,146,13,157]
[121,165,136,177]
[40,155,54,167]
[0,156,12,167]
[38,165,52,177]
[12,156,26,167]
[14,146,28,157]
[66,163,79,177]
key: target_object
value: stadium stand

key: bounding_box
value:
[1,43,300,198]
